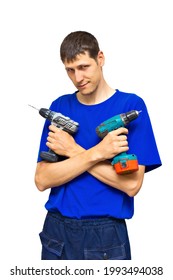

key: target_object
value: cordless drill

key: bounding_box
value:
[96,110,141,174]
[29,105,79,162]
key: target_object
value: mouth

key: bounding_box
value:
[78,82,89,89]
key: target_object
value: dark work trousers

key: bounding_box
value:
[39,211,131,260]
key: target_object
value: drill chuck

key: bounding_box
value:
[39,108,79,135]
[121,110,141,125]
[39,108,55,121]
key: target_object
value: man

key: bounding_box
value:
[35,31,161,260]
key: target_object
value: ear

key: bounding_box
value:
[97,51,105,67]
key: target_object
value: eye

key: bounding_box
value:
[79,65,89,70]
[66,68,74,73]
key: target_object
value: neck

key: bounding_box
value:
[77,81,115,105]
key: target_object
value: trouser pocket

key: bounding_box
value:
[84,243,126,260]
[39,231,64,260]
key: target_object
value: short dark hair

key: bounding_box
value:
[60,31,100,63]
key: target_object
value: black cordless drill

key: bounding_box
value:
[29,105,79,162]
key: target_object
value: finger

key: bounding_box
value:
[46,141,52,148]
[47,136,55,143]
[109,128,128,137]
[116,127,128,135]
[49,125,61,132]
[120,146,129,152]
[48,131,56,138]
[46,140,57,150]
[118,135,127,141]
[119,140,128,147]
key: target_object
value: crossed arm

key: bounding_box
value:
[35,125,145,196]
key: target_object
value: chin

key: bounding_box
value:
[81,88,96,96]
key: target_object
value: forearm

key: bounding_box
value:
[88,161,145,196]
[64,144,145,196]
[35,146,102,191]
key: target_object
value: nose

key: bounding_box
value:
[74,70,83,83]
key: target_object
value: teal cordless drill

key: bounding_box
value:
[96,110,141,174]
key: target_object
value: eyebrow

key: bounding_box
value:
[65,63,90,70]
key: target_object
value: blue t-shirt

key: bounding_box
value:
[37,89,162,219]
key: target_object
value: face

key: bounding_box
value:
[64,51,104,97]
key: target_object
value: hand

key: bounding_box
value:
[46,125,81,157]
[95,127,129,161]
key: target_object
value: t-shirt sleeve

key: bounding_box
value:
[127,97,162,173]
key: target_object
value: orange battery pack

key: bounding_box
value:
[113,159,139,175]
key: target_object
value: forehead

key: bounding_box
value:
[64,52,95,68]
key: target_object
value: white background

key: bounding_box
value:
[0,0,172,278]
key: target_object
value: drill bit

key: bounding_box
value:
[28,104,39,111]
